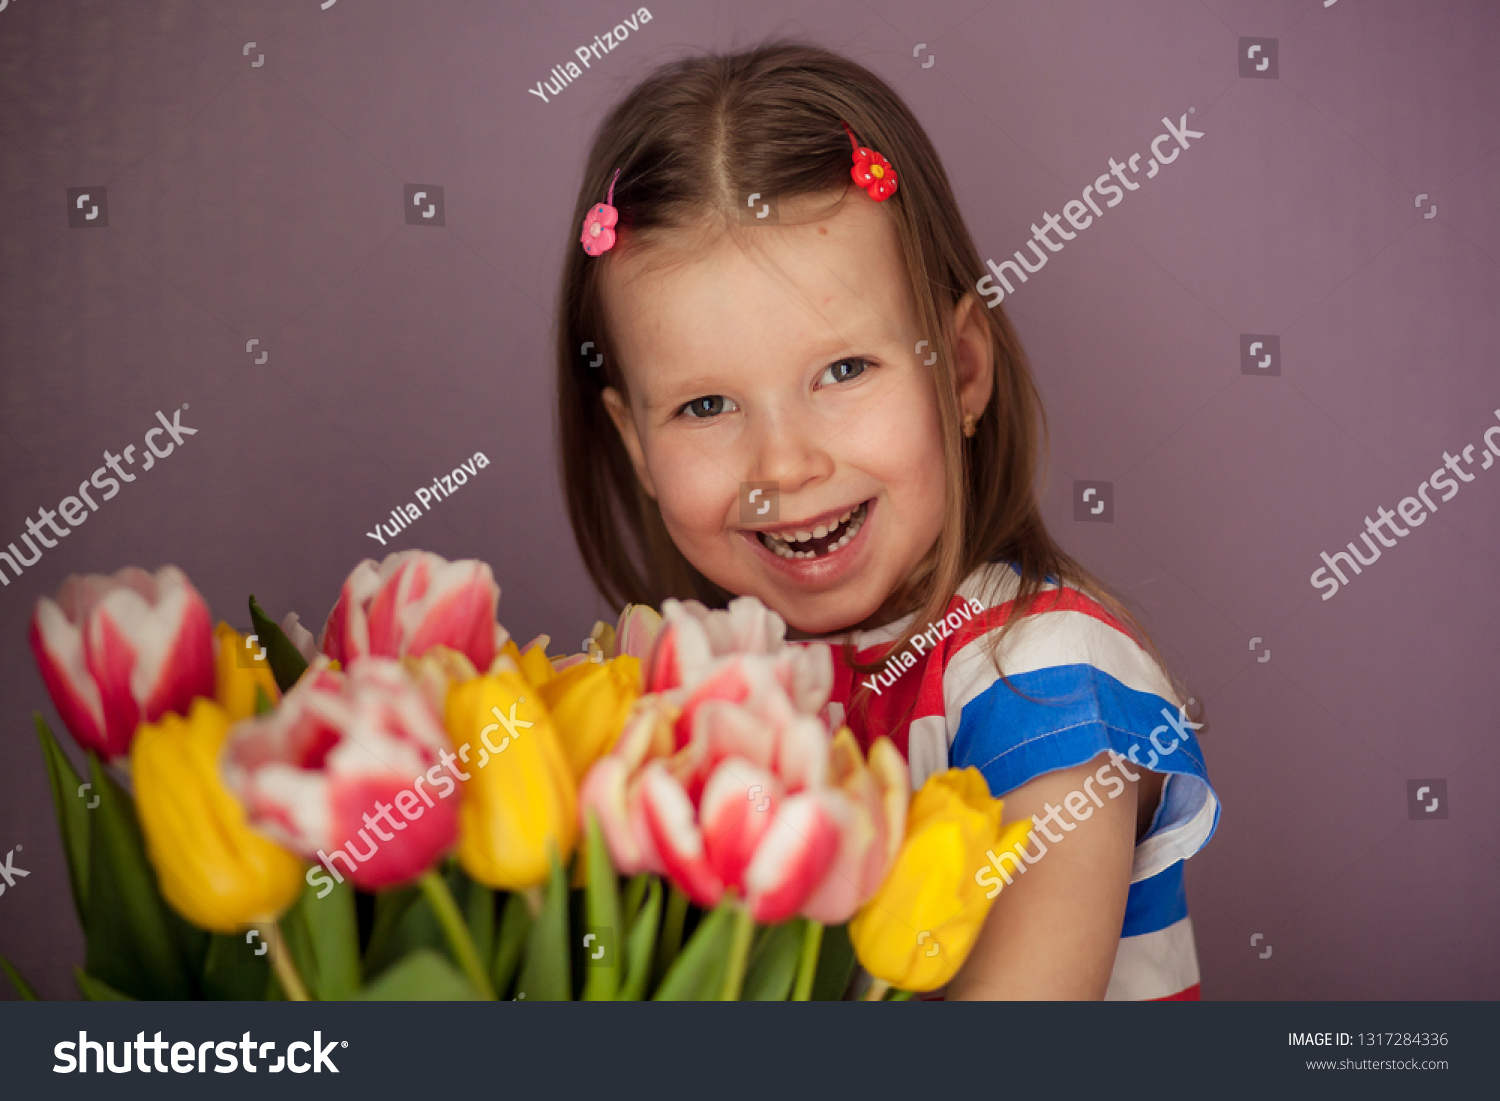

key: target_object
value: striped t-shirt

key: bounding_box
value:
[825,561,1220,1000]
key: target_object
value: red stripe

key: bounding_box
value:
[1150,983,1201,1001]
[830,586,1138,759]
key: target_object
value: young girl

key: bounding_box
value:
[556,43,1218,1000]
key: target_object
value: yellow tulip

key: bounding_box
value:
[401,644,479,716]
[213,621,280,721]
[848,767,1032,992]
[537,655,641,780]
[132,697,304,933]
[446,670,578,890]
[517,639,556,687]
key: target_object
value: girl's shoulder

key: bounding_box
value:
[828,560,1218,880]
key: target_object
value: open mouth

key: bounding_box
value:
[756,501,869,560]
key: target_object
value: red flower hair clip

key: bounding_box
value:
[580,168,622,257]
[841,121,897,202]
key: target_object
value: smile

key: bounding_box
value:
[756,501,869,559]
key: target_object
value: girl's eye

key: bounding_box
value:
[818,357,871,386]
[680,395,737,419]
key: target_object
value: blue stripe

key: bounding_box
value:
[1122,861,1188,937]
[950,662,1211,798]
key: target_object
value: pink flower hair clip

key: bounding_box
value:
[580,168,622,256]
[841,121,898,202]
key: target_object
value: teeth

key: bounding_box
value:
[758,501,868,559]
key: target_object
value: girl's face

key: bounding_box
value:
[601,192,989,636]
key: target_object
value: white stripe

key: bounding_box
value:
[906,715,949,790]
[1133,776,1218,883]
[943,608,1179,728]
[1104,915,1200,1001]
[843,563,1025,650]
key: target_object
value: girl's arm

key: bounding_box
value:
[945,752,1140,1000]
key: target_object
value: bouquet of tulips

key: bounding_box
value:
[5,550,1031,1002]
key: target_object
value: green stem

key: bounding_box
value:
[654,884,690,986]
[791,919,823,1001]
[262,920,310,1002]
[718,904,755,1001]
[419,870,497,999]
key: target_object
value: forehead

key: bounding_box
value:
[599,192,914,394]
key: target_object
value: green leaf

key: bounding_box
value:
[81,756,196,999]
[810,922,858,1001]
[616,878,660,1000]
[742,918,804,1001]
[653,900,735,1001]
[516,850,571,1001]
[75,969,135,1000]
[362,887,420,980]
[284,875,361,1000]
[463,878,495,968]
[0,955,38,1000]
[248,594,309,692]
[653,883,690,988]
[580,813,622,1000]
[253,683,276,716]
[357,949,482,1001]
[491,892,531,998]
[33,714,90,922]
[200,932,271,1000]
[621,873,649,930]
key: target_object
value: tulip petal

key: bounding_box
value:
[29,603,108,756]
[579,755,650,875]
[743,791,842,924]
[699,756,782,890]
[795,788,876,925]
[639,763,723,907]
[690,698,777,775]
[775,715,830,792]
[868,736,911,867]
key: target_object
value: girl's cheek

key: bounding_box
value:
[645,435,736,544]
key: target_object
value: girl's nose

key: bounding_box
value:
[745,408,835,496]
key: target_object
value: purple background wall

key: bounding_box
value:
[2,0,1496,1000]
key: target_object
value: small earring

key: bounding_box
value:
[962,413,978,438]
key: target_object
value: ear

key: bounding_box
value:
[602,386,658,499]
[950,292,995,421]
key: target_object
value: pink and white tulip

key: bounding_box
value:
[29,566,214,760]
[321,551,508,672]
[222,657,459,891]
[582,596,908,924]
